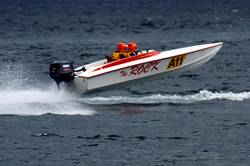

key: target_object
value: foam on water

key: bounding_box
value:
[78,90,250,105]
[0,63,95,116]
[0,87,95,116]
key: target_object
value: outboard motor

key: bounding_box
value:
[49,61,74,88]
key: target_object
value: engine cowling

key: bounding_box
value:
[49,61,74,87]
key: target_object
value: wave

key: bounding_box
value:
[78,90,250,105]
[0,87,95,116]
[0,63,95,116]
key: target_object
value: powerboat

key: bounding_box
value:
[49,42,223,93]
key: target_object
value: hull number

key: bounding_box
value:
[167,54,186,69]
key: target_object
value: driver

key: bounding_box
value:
[111,42,128,61]
[124,42,139,57]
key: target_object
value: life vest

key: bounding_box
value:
[124,51,138,57]
[111,51,122,61]
[123,50,132,58]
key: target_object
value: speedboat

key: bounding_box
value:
[49,42,223,93]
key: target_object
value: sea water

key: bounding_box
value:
[1,0,250,165]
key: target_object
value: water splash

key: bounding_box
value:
[78,90,250,105]
[0,87,95,115]
[0,63,95,116]
[0,63,29,90]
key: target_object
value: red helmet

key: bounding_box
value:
[117,42,127,52]
[128,42,138,52]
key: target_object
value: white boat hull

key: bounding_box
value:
[71,42,222,93]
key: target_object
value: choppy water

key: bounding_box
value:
[1,0,250,165]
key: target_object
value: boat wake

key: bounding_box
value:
[0,63,95,116]
[78,90,250,105]
[0,87,95,116]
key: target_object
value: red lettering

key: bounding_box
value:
[129,61,160,76]
[137,65,144,74]
[144,63,151,73]
[151,61,159,71]
[120,71,127,77]
[130,65,138,76]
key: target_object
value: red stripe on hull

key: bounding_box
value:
[94,51,160,71]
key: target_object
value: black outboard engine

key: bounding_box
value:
[49,61,74,88]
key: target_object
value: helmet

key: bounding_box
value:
[128,42,138,52]
[117,42,127,52]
